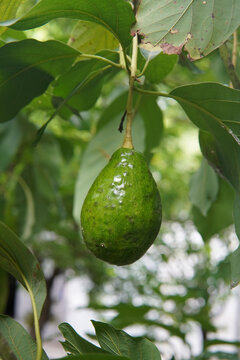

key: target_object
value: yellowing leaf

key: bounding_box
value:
[69,21,119,54]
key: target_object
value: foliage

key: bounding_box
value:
[0,0,240,359]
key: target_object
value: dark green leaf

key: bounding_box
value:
[133,0,240,60]
[0,39,79,122]
[53,51,119,112]
[138,95,163,160]
[0,270,8,313]
[59,322,106,355]
[192,179,234,241]
[170,83,240,243]
[57,355,130,360]
[230,245,240,288]
[0,120,22,171]
[0,315,48,360]
[233,192,240,240]
[0,221,46,318]
[92,321,161,360]
[10,0,135,49]
[171,83,240,146]
[142,53,177,84]
[189,158,219,216]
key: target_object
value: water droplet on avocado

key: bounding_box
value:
[80,147,162,266]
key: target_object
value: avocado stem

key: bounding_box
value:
[122,34,138,149]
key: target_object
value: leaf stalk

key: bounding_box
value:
[122,35,138,149]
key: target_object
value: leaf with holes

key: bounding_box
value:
[133,0,240,60]
[8,0,135,49]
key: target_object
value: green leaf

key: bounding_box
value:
[92,321,161,360]
[0,221,46,319]
[0,39,79,122]
[192,179,234,241]
[230,245,240,288]
[53,51,119,112]
[189,158,219,216]
[138,95,163,160]
[0,0,22,21]
[73,95,145,223]
[69,21,119,54]
[133,0,240,60]
[10,0,135,49]
[141,53,178,84]
[171,83,240,144]
[59,322,106,355]
[0,120,22,171]
[170,83,240,189]
[57,355,130,360]
[0,315,48,360]
[233,192,240,240]
[0,270,8,313]
[199,128,240,236]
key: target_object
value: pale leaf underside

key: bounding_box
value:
[133,0,240,60]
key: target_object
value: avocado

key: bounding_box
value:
[80,147,162,265]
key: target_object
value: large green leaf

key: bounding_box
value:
[0,270,8,313]
[133,0,240,60]
[170,83,240,189]
[0,221,46,318]
[58,355,130,360]
[92,321,161,360]
[139,51,178,84]
[198,127,240,283]
[0,315,48,360]
[189,158,219,216]
[192,178,234,241]
[0,120,22,171]
[169,83,240,281]
[0,39,79,122]
[53,51,119,112]
[9,0,135,49]
[69,21,119,54]
[59,323,106,355]
[138,95,163,160]
[0,0,22,21]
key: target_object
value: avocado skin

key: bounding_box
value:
[80,148,162,266]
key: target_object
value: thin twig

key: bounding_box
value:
[219,43,240,90]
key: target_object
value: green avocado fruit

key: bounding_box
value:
[80,147,162,266]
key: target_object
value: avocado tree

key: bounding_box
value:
[0,0,240,359]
